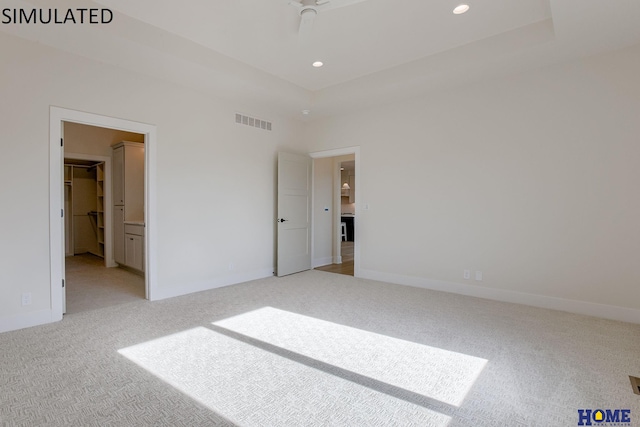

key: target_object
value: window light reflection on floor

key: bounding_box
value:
[213,307,487,407]
[118,326,452,426]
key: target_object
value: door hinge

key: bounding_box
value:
[61,209,64,218]
[62,279,65,288]
[60,138,63,147]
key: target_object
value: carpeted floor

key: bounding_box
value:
[1,270,639,426]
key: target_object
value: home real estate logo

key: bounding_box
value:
[578,409,631,426]
[1,8,113,24]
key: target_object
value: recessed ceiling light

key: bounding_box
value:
[453,4,469,14]
[312,61,324,68]
[302,109,311,115]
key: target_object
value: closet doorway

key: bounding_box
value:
[62,121,146,314]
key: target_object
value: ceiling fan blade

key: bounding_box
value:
[298,8,316,45]
[316,0,368,12]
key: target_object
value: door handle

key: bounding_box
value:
[277,218,288,223]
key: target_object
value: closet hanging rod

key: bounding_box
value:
[64,162,103,169]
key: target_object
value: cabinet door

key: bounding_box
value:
[113,147,124,205]
[348,174,355,204]
[340,170,349,197]
[125,234,143,271]
[123,145,145,221]
[114,206,125,264]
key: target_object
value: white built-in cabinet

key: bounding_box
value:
[341,170,355,203]
[348,174,355,204]
[113,206,125,264]
[112,141,144,220]
[112,141,145,274]
[341,170,349,197]
[113,145,124,206]
[124,224,144,272]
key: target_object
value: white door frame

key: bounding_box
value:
[309,146,360,277]
[50,107,157,321]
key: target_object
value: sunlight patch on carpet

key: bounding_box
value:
[214,307,487,407]
[118,327,451,427]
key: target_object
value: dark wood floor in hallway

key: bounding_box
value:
[315,241,354,276]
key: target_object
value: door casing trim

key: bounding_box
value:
[309,146,360,277]
[50,106,158,323]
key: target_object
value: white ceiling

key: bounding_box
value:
[3,0,640,119]
[91,0,552,91]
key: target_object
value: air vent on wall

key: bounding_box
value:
[235,113,272,131]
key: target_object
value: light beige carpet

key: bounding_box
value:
[1,270,639,426]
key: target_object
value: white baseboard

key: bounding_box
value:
[0,309,58,334]
[358,268,640,324]
[1,269,275,333]
[152,268,274,301]
[313,257,334,268]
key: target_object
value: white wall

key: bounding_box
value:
[306,43,640,322]
[0,32,306,331]
[3,28,639,331]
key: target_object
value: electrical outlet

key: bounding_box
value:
[475,271,483,281]
[463,270,471,280]
[21,292,32,306]
[228,263,234,271]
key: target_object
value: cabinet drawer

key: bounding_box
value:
[124,224,144,236]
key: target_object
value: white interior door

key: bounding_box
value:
[277,152,312,276]
[61,124,66,314]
